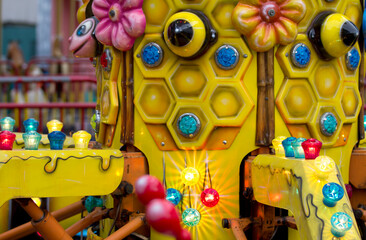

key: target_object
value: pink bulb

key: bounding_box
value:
[146,199,182,237]
[301,138,322,159]
[201,188,220,207]
[177,229,191,240]
[135,175,166,205]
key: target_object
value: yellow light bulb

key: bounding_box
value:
[272,136,287,157]
[32,198,42,207]
[181,167,200,186]
[47,120,63,133]
[314,156,335,179]
[72,130,92,149]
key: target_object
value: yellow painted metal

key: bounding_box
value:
[0,149,123,207]
[321,14,356,58]
[252,154,360,240]
[0,201,8,233]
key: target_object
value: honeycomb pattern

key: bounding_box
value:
[311,63,341,100]
[209,2,241,37]
[297,0,319,33]
[276,35,362,147]
[135,80,175,124]
[307,104,343,146]
[135,35,178,79]
[209,38,252,78]
[169,66,207,100]
[276,35,318,79]
[276,79,317,124]
[134,0,254,151]
[341,85,361,121]
[208,82,254,126]
[142,0,174,33]
[166,104,213,149]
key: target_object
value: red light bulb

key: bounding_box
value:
[301,138,322,159]
[0,131,16,150]
[201,188,219,207]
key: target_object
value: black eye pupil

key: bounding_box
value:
[77,25,86,36]
[167,19,193,47]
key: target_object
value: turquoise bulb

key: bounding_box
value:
[23,131,42,150]
[0,117,15,132]
[331,212,352,238]
[282,137,296,157]
[23,118,39,132]
[182,208,201,227]
[291,138,307,158]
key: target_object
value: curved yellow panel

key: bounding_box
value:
[142,0,173,33]
[0,149,123,207]
[311,63,341,100]
[276,79,317,123]
[135,80,175,124]
[209,2,240,37]
[252,154,360,240]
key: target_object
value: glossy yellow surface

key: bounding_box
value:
[163,12,206,58]
[321,14,355,58]
[0,149,123,207]
[252,154,360,240]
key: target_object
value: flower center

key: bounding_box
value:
[108,5,120,22]
[260,2,281,23]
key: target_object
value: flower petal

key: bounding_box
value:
[247,22,276,52]
[95,18,114,45]
[121,0,144,10]
[232,4,261,35]
[92,0,110,19]
[112,22,135,51]
[280,0,306,23]
[275,17,298,45]
[122,9,146,38]
[239,0,261,7]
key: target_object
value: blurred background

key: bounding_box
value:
[0,0,96,135]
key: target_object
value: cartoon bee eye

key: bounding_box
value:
[308,13,359,60]
[76,19,93,37]
[164,10,217,59]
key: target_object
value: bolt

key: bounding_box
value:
[244,54,248,58]
[136,54,141,58]
[268,9,276,17]
[161,142,165,146]
[223,140,227,145]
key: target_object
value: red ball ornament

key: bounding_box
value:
[177,229,191,240]
[201,188,220,207]
[146,199,182,237]
[135,175,166,205]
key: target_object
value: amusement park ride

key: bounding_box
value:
[1,0,366,239]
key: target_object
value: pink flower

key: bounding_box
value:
[92,0,146,51]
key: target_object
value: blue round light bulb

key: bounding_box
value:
[322,182,344,207]
[166,188,182,206]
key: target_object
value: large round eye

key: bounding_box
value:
[308,13,359,60]
[164,11,217,59]
[76,19,93,37]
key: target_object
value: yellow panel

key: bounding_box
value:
[0,149,123,207]
[252,154,360,240]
